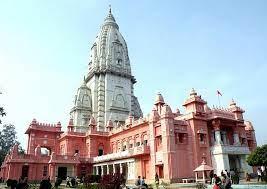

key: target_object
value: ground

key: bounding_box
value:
[0,179,266,188]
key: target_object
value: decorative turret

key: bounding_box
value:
[88,116,96,132]
[149,108,160,123]
[125,113,134,126]
[244,121,254,131]
[154,93,165,114]
[183,88,207,114]
[106,119,114,131]
[67,118,74,132]
[228,99,244,120]
[161,104,173,118]
[70,79,92,132]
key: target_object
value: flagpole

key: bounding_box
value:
[217,93,221,107]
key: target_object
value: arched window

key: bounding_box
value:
[98,145,104,156]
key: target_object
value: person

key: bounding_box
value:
[257,167,262,182]
[66,176,71,187]
[39,178,52,189]
[245,172,250,182]
[220,170,224,177]
[135,176,141,187]
[155,173,159,189]
[212,174,222,189]
[209,170,214,184]
[261,166,265,176]
[54,177,62,189]
[223,174,231,189]
[141,176,148,189]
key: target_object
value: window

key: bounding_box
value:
[136,142,140,147]
[43,166,48,177]
[98,149,103,156]
[200,133,205,144]
[178,133,184,143]
[143,140,148,146]
[122,145,127,151]
[129,143,133,148]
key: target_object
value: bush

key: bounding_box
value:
[263,174,267,182]
[82,174,125,189]
[6,179,18,189]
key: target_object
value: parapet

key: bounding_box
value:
[25,118,63,133]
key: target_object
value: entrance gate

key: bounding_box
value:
[58,167,67,180]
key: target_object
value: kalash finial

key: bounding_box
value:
[109,4,112,14]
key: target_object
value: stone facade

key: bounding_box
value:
[0,9,257,184]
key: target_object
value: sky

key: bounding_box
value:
[0,0,266,148]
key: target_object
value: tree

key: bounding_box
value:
[0,124,20,163]
[0,106,6,124]
[247,144,267,166]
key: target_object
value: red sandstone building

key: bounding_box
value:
[0,9,257,183]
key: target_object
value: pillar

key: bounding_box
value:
[96,166,99,175]
[101,165,104,176]
[233,132,240,145]
[212,120,222,145]
[107,165,110,175]
[49,164,55,182]
[120,163,123,174]
[113,164,116,174]
[202,171,205,183]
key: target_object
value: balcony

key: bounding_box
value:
[211,144,250,155]
[93,145,150,163]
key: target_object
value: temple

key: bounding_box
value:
[0,8,257,183]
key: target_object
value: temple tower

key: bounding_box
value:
[70,8,142,132]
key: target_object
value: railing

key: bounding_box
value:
[207,109,235,120]
[93,145,150,163]
[211,144,251,155]
[128,145,150,156]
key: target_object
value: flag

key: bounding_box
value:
[217,90,222,96]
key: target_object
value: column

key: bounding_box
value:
[233,132,240,145]
[113,164,116,174]
[127,162,130,180]
[212,120,222,145]
[120,163,123,174]
[107,164,110,175]
[101,165,104,176]
[96,166,99,175]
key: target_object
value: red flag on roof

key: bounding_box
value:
[217,90,222,96]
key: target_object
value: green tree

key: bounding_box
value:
[0,124,21,163]
[247,144,267,166]
[0,106,6,124]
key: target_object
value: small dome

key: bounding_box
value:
[149,108,160,122]
[154,93,165,105]
[161,104,173,117]
[68,118,74,126]
[245,121,254,131]
[106,119,113,128]
[204,105,211,112]
[176,108,181,115]
[229,99,236,107]
[190,88,197,96]
[89,116,96,126]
